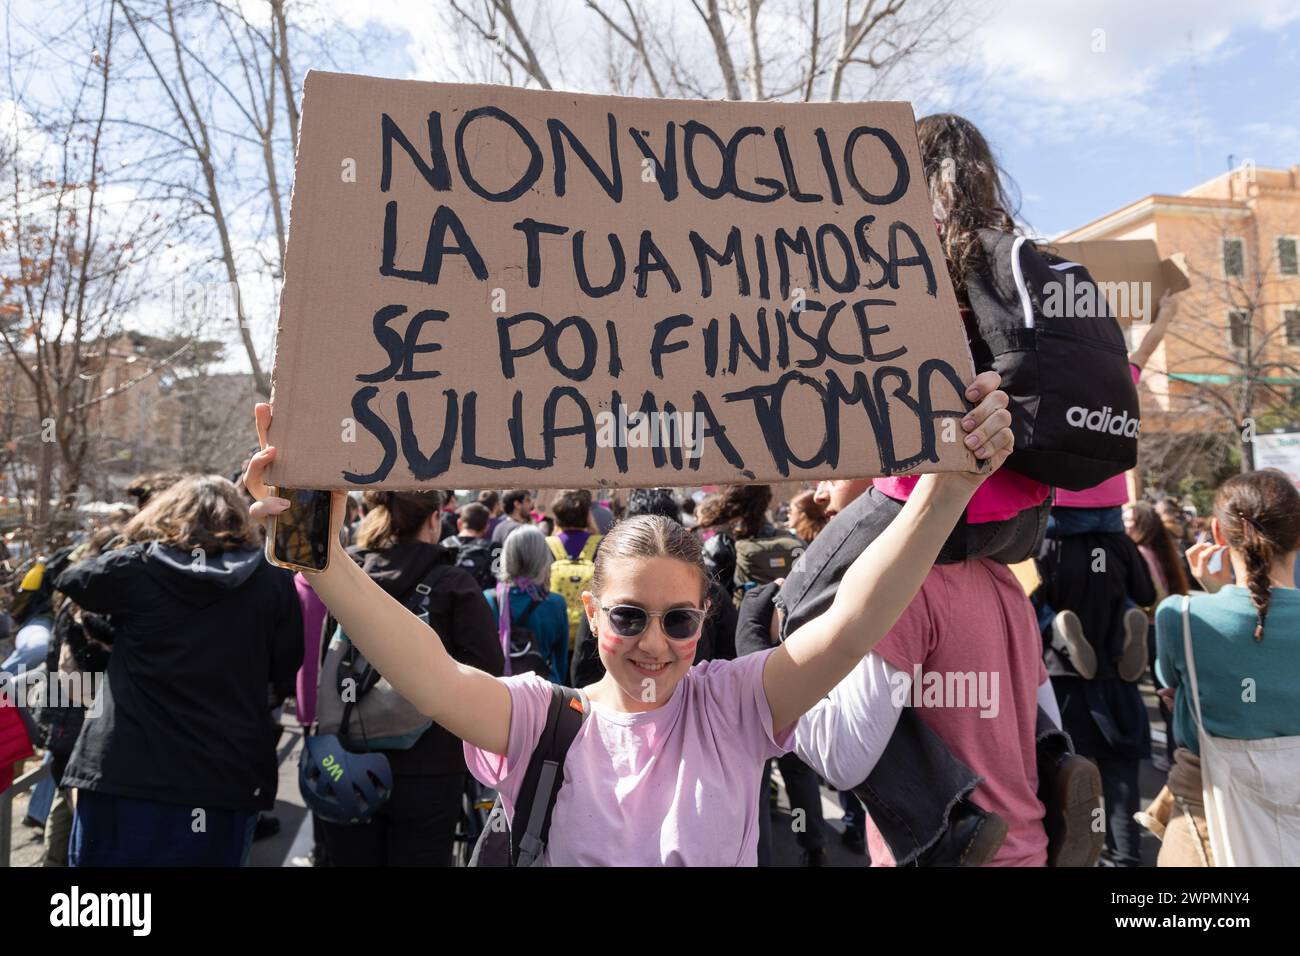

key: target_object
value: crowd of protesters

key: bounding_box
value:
[2,458,1297,868]
[2,110,1298,869]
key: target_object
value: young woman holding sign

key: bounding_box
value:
[243,374,1014,866]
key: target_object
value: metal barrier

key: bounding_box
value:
[2,666,49,867]
[0,758,50,867]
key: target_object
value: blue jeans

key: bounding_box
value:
[1045,506,1123,538]
[839,790,865,836]
[25,751,56,824]
[70,791,258,867]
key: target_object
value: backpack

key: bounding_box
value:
[733,529,804,607]
[703,532,738,599]
[442,534,497,590]
[469,684,587,867]
[964,229,1140,490]
[35,606,108,759]
[315,556,449,751]
[546,535,601,648]
[494,583,552,679]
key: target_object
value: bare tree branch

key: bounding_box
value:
[586,0,665,97]
[690,0,742,100]
[448,0,554,89]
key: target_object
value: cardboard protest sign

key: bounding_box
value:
[1049,239,1191,325]
[267,71,978,490]
[1161,252,1191,296]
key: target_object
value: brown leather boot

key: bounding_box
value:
[1045,753,1104,866]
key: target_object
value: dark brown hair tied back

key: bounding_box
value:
[1213,470,1300,641]
[356,490,444,551]
[591,514,708,602]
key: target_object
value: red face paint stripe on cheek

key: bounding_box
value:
[672,638,700,658]
[598,638,624,654]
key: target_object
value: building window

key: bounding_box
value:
[1229,310,1251,349]
[1286,308,1300,346]
[1223,238,1245,277]
[1280,237,1299,276]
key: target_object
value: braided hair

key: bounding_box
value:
[1213,470,1300,640]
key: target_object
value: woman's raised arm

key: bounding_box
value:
[244,404,512,755]
[762,372,1015,733]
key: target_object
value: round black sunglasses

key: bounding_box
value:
[600,604,706,641]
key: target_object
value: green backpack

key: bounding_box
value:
[733,531,804,607]
[546,534,601,649]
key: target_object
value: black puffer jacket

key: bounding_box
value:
[55,542,303,811]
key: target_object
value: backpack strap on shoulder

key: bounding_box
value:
[511,684,588,866]
[545,536,567,562]
[515,597,542,627]
[403,554,451,616]
[1008,234,1036,329]
[579,534,602,561]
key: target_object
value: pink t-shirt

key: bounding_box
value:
[1053,363,1142,508]
[465,650,792,866]
[874,469,1049,524]
[868,559,1049,867]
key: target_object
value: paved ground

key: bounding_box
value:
[8,685,1171,868]
[4,763,48,868]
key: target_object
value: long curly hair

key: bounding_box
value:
[916,113,1020,301]
[119,475,260,554]
[695,485,772,540]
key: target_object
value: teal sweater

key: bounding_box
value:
[1155,586,1300,756]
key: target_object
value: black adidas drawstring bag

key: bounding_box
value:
[964,229,1141,491]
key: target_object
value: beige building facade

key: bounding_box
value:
[1057,164,1300,437]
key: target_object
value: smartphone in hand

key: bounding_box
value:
[265,488,333,574]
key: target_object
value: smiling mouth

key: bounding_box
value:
[629,660,671,674]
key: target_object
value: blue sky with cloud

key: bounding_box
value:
[931,0,1300,235]
[4,0,1295,370]
[371,0,1300,236]
[9,0,1292,241]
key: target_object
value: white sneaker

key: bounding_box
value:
[1051,610,1097,680]
[1118,607,1150,682]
